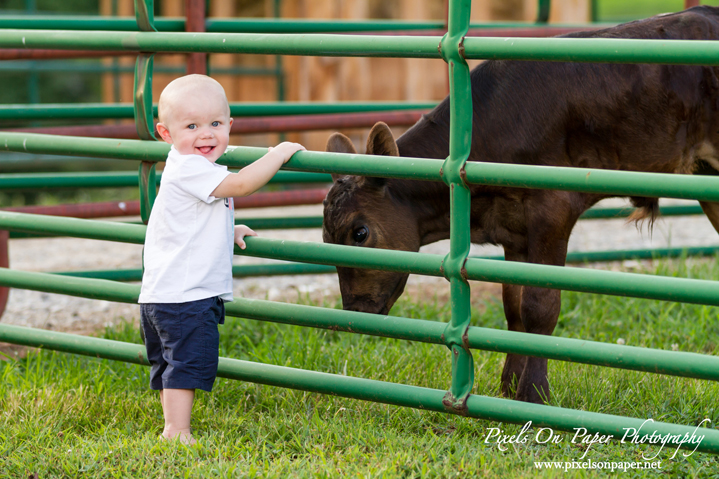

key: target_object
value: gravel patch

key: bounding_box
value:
[2,199,718,342]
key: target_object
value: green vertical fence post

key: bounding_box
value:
[134,0,157,225]
[134,0,156,32]
[536,0,551,23]
[439,0,474,414]
[590,0,598,23]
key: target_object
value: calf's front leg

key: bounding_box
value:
[514,192,576,404]
[500,249,528,397]
[514,285,561,403]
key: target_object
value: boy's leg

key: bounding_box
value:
[161,388,196,443]
[155,296,223,443]
[141,304,173,439]
[140,304,169,391]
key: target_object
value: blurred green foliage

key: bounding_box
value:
[0,0,98,13]
[0,0,106,106]
[596,0,719,21]
[0,1,126,205]
[0,71,102,105]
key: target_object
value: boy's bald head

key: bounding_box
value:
[158,74,230,125]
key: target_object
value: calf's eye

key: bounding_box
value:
[352,226,368,244]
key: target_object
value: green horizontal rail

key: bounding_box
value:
[0,30,442,57]
[0,202,705,238]
[230,298,719,383]
[0,133,170,161]
[54,268,143,282]
[205,19,614,34]
[462,162,719,202]
[0,101,435,121]
[0,205,703,233]
[239,237,719,306]
[0,171,149,189]
[0,61,281,76]
[1,322,716,454]
[579,204,704,219]
[0,16,190,31]
[55,262,336,282]
[0,171,330,189]
[0,211,146,244]
[3,30,719,65]
[2,211,719,306]
[462,255,719,306]
[235,203,709,229]
[563,245,719,263]
[4,133,719,201]
[460,35,719,63]
[250,205,707,225]
[6,216,325,239]
[0,133,447,181]
[0,16,607,33]
[240,216,324,230]
[52,244,719,282]
[0,154,126,167]
[3,270,719,386]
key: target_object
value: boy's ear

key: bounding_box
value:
[156,123,173,145]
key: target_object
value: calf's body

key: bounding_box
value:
[322,6,719,403]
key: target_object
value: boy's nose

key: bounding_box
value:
[199,127,214,138]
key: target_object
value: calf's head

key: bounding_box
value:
[322,122,419,315]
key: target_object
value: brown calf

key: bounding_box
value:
[322,6,719,404]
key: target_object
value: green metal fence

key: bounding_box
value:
[1,0,719,455]
[0,101,437,121]
[0,15,608,33]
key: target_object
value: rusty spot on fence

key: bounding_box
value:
[441,391,469,416]
[458,36,466,61]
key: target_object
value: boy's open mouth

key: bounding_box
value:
[196,146,215,155]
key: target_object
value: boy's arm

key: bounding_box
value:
[211,142,305,198]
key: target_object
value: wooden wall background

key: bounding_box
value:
[100,0,590,152]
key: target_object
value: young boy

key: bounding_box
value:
[138,74,305,444]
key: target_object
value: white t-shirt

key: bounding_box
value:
[139,146,234,304]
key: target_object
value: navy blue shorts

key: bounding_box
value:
[140,296,225,392]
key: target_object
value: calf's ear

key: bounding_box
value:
[366,122,399,157]
[326,132,357,181]
[326,132,357,154]
[359,121,395,189]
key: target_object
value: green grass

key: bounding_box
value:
[2,258,719,477]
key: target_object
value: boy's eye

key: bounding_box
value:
[188,124,196,130]
[211,121,220,127]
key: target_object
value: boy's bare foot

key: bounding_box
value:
[160,430,197,445]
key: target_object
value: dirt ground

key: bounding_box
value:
[2,199,719,358]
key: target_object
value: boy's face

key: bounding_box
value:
[156,88,233,163]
